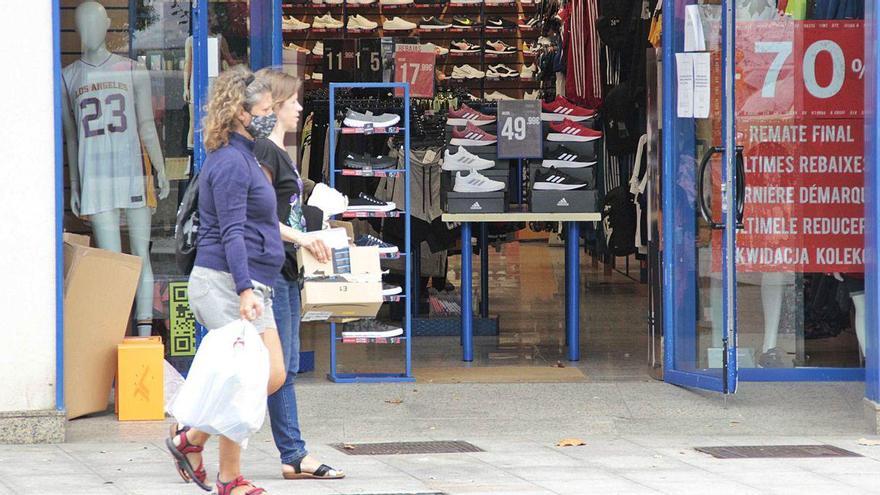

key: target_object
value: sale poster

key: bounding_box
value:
[393,45,436,98]
[713,20,865,273]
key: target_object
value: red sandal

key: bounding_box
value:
[165,424,212,492]
[216,475,267,495]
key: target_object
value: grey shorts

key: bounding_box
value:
[188,266,276,334]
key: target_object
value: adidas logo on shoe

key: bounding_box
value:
[557,198,570,207]
[470,201,483,210]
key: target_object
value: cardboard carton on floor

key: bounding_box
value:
[297,229,382,321]
[64,240,142,419]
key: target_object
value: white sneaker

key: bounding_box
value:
[307,183,348,220]
[312,72,324,81]
[348,14,378,30]
[453,170,505,193]
[487,64,518,79]
[383,16,417,30]
[313,14,343,29]
[520,63,537,79]
[283,42,310,54]
[451,64,485,79]
[485,91,514,101]
[312,41,324,57]
[380,0,414,4]
[524,90,540,100]
[420,42,449,56]
[443,146,495,171]
[282,16,310,31]
[324,0,344,4]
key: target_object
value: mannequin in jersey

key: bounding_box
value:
[61,1,170,337]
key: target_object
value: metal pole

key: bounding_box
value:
[404,83,412,378]
[461,222,474,361]
[565,221,581,361]
[479,222,489,318]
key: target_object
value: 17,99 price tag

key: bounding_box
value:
[497,100,542,159]
[393,45,436,98]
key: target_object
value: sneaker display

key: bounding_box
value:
[347,14,378,30]
[355,234,399,255]
[341,319,403,339]
[452,15,480,28]
[446,103,496,126]
[485,16,518,30]
[313,14,344,29]
[380,0,414,4]
[282,16,310,31]
[312,41,324,56]
[443,146,495,171]
[487,64,518,79]
[533,169,587,190]
[485,90,515,101]
[283,42,310,54]
[541,96,597,122]
[547,119,603,142]
[542,145,597,169]
[485,40,517,54]
[346,192,396,212]
[420,16,453,29]
[383,17,418,30]
[343,152,397,169]
[343,109,401,128]
[520,63,537,79]
[450,40,480,54]
[450,64,485,79]
[450,122,497,146]
[453,170,505,193]
[421,42,449,55]
[382,283,403,296]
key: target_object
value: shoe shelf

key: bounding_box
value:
[338,168,407,177]
[341,210,403,218]
[339,336,406,344]
[337,126,405,135]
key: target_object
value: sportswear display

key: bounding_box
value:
[443,146,495,171]
[542,145,597,169]
[446,103,496,126]
[453,170,505,193]
[533,169,588,190]
[450,122,497,146]
[547,120,603,142]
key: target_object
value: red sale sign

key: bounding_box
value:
[712,21,864,273]
[393,47,436,99]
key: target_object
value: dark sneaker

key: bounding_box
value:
[341,319,404,338]
[419,16,452,29]
[452,15,479,28]
[346,192,396,212]
[344,152,396,169]
[485,16,518,30]
[533,169,587,190]
[354,234,399,254]
[450,39,480,53]
[542,145,597,169]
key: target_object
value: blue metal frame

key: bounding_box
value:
[52,0,64,412]
[866,0,880,403]
[326,82,414,383]
[250,0,278,70]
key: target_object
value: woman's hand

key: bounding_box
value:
[301,237,332,264]
[239,289,264,321]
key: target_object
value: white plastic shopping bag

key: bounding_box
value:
[169,320,269,446]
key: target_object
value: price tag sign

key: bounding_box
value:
[324,39,356,82]
[394,44,435,98]
[497,100,542,159]
[356,38,383,82]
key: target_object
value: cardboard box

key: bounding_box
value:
[63,232,90,247]
[328,220,355,243]
[64,241,142,419]
[298,238,383,320]
[117,338,165,421]
[530,189,598,213]
[444,190,506,213]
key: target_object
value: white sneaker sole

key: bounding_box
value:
[450,138,496,146]
[541,159,596,169]
[313,23,343,29]
[343,115,401,128]
[442,161,494,171]
[342,328,403,338]
[450,48,481,53]
[384,25,416,30]
[454,183,505,193]
[419,24,453,29]
[533,182,586,190]
[382,286,403,296]
[485,49,516,55]
[376,246,399,255]
[487,72,518,79]
[541,112,594,122]
[446,117,495,126]
[547,133,600,142]
[347,205,396,212]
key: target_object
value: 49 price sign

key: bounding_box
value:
[497,100,542,159]
[393,45,436,98]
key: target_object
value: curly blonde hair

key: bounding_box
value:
[203,65,271,152]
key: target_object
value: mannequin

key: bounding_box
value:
[61,1,170,337]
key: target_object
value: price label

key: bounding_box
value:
[394,45,436,98]
[323,39,357,83]
[497,100,542,159]
[356,39,383,82]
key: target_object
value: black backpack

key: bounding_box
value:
[601,185,637,257]
[175,173,200,274]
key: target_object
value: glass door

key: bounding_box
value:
[662,0,741,393]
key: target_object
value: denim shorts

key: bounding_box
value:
[188,266,276,333]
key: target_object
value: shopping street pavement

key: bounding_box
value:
[1,381,879,494]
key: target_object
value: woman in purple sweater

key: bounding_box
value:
[166,65,286,495]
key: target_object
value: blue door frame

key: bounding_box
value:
[661,0,873,385]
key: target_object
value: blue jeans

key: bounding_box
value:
[267,275,307,464]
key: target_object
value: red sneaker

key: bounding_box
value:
[541,96,597,122]
[447,103,496,126]
[547,119,603,142]
[450,122,498,146]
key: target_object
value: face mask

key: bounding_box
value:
[246,112,277,139]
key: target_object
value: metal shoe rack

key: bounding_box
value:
[327,82,415,383]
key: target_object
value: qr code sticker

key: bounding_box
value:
[169,281,196,356]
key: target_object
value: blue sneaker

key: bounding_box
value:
[354,234,399,255]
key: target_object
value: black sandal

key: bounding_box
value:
[282,458,345,480]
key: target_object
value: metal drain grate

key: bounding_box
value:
[695,445,862,459]
[331,441,484,456]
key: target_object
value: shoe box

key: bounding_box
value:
[530,189,598,213]
[529,164,596,190]
[298,228,383,321]
[444,190,507,213]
